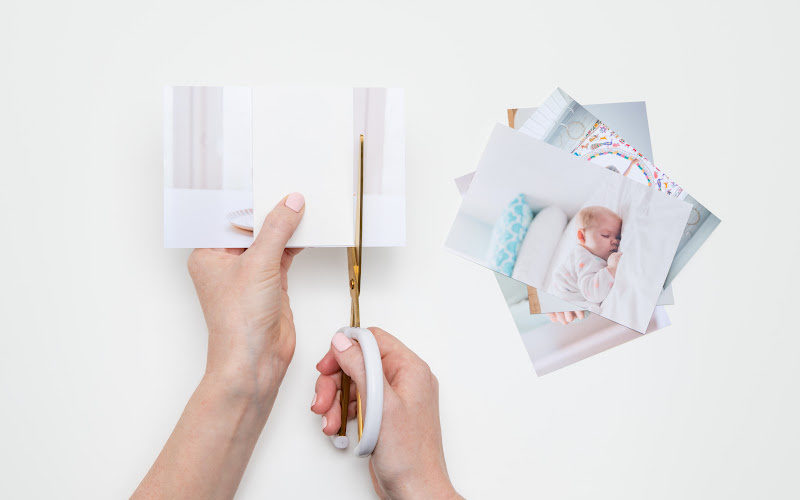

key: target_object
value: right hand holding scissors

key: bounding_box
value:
[311,327,463,499]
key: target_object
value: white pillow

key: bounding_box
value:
[511,206,568,285]
[542,214,580,291]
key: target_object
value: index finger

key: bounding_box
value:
[315,327,417,376]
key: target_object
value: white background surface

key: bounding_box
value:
[1,1,798,498]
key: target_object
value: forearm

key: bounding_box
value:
[133,374,278,499]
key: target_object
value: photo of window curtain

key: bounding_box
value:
[170,87,224,190]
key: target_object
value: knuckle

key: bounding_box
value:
[367,326,388,337]
[187,250,205,277]
[430,371,439,389]
[417,359,433,379]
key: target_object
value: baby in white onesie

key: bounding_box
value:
[549,206,623,312]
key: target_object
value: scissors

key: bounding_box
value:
[331,134,384,457]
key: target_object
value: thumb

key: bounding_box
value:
[249,193,305,264]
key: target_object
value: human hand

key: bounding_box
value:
[311,328,462,500]
[607,251,623,277]
[188,193,305,402]
[547,310,585,325]
[133,194,306,499]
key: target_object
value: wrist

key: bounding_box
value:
[202,355,286,408]
[389,465,460,500]
[395,480,460,500]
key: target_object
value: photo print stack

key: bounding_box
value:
[448,89,720,375]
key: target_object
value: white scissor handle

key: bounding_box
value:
[331,326,384,457]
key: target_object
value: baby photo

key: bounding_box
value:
[456,100,676,314]
[516,88,720,287]
[446,124,692,333]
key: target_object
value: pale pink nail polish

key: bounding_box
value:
[332,331,353,352]
[311,393,317,408]
[285,192,305,212]
[321,416,327,430]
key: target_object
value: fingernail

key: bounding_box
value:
[285,192,305,212]
[321,416,327,430]
[311,393,317,408]
[332,331,353,352]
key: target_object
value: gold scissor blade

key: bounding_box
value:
[339,134,365,442]
[347,247,360,327]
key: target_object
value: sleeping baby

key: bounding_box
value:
[550,206,623,312]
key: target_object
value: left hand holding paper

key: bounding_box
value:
[188,192,306,396]
[134,193,306,499]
